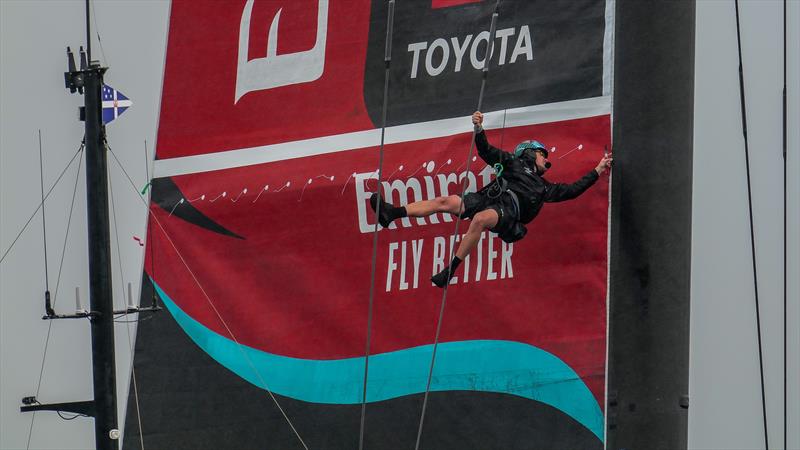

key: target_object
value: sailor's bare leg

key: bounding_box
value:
[432,208,498,288]
[455,209,498,260]
[405,195,464,217]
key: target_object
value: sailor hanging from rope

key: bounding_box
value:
[370,111,613,288]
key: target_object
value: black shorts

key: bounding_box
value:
[459,191,518,237]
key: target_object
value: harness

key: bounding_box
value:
[486,162,521,220]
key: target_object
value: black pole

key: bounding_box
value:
[83,51,119,450]
[83,0,118,446]
[607,1,694,448]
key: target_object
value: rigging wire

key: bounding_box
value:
[106,146,309,450]
[734,1,769,447]
[498,109,508,150]
[106,146,145,449]
[89,0,108,67]
[414,3,501,449]
[1,143,84,265]
[84,0,91,62]
[781,0,787,447]
[113,315,155,324]
[37,130,51,301]
[57,411,90,421]
[25,144,86,450]
[144,140,158,308]
[359,1,395,449]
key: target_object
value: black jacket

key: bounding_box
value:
[475,129,599,224]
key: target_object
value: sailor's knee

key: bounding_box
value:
[441,195,462,212]
[472,209,497,229]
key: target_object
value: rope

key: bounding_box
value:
[107,147,309,450]
[26,144,86,450]
[1,143,84,265]
[414,3,500,448]
[107,151,145,449]
[359,1,395,448]
[734,2,769,448]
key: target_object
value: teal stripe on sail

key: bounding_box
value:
[153,279,603,441]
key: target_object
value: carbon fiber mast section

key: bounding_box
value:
[606,1,695,449]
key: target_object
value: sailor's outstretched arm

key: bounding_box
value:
[472,111,510,166]
[544,153,613,202]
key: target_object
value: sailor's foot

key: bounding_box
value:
[431,268,452,288]
[369,193,397,228]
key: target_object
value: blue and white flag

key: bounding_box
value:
[101,84,132,124]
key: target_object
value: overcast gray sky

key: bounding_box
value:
[691,1,799,449]
[1,1,169,448]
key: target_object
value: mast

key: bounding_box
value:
[79,0,119,445]
[21,1,120,448]
[83,31,120,450]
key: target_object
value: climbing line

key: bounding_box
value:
[414,3,501,449]
[26,144,86,450]
[106,146,310,450]
[734,2,769,448]
[359,1,396,449]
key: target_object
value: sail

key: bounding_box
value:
[126,0,613,448]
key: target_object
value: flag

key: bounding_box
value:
[101,84,132,124]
